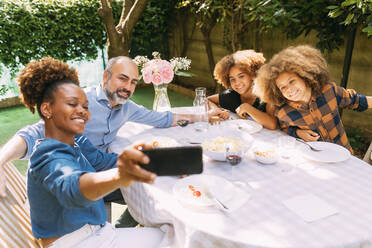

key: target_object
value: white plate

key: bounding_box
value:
[223,119,263,134]
[300,141,351,163]
[173,175,241,209]
[134,136,180,148]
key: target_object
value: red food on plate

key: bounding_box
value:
[188,185,202,197]
[193,191,201,197]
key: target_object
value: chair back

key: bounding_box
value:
[0,162,41,248]
[363,142,372,165]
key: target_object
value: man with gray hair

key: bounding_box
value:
[0,56,223,226]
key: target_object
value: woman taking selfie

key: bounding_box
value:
[18,57,163,247]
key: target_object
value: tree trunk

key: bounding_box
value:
[98,0,148,59]
[339,27,357,117]
[341,27,357,89]
[200,21,219,92]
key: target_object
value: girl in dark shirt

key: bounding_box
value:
[208,50,277,130]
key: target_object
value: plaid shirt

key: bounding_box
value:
[276,82,368,153]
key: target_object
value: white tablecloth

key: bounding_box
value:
[110,108,372,248]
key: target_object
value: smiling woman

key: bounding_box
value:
[15,57,163,248]
[18,58,85,145]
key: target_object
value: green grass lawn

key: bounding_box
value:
[0,86,193,175]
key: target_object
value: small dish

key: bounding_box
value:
[253,148,278,164]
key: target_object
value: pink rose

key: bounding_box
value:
[152,72,163,85]
[142,66,153,84]
[160,62,174,84]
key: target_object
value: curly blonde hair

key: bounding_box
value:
[17,57,79,118]
[214,50,265,89]
[254,45,329,106]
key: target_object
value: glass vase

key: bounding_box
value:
[153,83,171,112]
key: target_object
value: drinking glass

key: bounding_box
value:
[277,136,296,159]
[277,136,297,172]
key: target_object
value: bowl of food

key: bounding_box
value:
[202,134,252,161]
[253,147,278,164]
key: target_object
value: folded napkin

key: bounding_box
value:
[208,180,250,212]
[282,194,338,222]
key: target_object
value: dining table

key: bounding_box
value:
[109,107,372,248]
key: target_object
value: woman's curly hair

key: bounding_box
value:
[17,57,79,118]
[254,45,330,106]
[214,50,265,89]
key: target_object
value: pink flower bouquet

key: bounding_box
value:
[141,59,174,85]
[134,51,193,85]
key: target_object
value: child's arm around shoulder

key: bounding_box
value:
[330,82,369,111]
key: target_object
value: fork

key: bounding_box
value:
[295,138,322,152]
[214,197,229,210]
[205,189,229,211]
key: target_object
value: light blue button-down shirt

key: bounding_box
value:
[28,135,117,238]
[17,86,174,158]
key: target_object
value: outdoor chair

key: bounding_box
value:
[363,141,372,165]
[0,162,41,248]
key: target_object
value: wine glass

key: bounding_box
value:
[224,143,251,194]
[225,146,242,166]
[225,143,242,179]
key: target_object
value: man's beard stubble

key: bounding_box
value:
[104,83,132,105]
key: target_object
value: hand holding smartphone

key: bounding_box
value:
[139,146,203,176]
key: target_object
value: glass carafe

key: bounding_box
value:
[193,87,208,132]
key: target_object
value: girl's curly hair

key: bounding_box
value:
[214,50,265,89]
[17,57,79,118]
[254,45,330,106]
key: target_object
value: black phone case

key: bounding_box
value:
[139,146,203,176]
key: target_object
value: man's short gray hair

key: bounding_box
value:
[106,56,133,72]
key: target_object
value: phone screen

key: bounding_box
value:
[139,146,203,176]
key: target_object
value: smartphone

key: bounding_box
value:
[139,146,203,176]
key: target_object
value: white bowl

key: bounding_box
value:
[253,149,278,164]
[202,132,253,161]
[203,149,233,161]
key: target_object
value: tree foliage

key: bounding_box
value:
[278,0,348,52]
[0,0,172,74]
[176,0,220,85]
[130,0,177,58]
[0,0,117,73]
[328,0,372,36]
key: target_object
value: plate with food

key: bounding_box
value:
[173,175,246,209]
[202,132,253,161]
[134,136,180,148]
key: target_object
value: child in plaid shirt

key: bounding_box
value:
[254,45,372,153]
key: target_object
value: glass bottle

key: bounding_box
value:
[193,87,208,131]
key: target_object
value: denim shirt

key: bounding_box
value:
[17,86,174,158]
[28,135,118,238]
